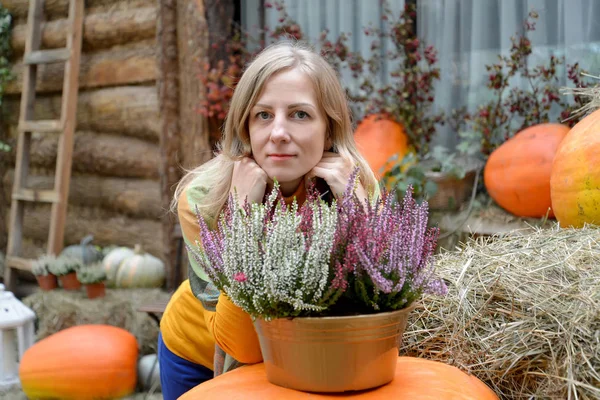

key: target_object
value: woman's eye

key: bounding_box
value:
[257,111,270,120]
[293,110,309,119]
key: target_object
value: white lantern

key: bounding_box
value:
[0,283,36,390]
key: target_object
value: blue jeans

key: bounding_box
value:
[158,332,213,400]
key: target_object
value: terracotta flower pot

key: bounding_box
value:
[59,272,81,290]
[253,303,417,393]
[36,274,58,291]
[423,157,482,211]
[85,282,106,299]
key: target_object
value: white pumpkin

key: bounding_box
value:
[114,244,166,288]
[102,247,135,288]
[138,354,161,391]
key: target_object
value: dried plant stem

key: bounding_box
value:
[560,73,600,120]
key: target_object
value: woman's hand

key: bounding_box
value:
[230,157,269,204]
[307,152,367,201]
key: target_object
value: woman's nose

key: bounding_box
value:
[270,115,290,142]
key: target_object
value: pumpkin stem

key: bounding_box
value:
[134,244,143,255]
[560,73,600,121]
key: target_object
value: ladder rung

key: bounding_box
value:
[6,256,33,271]
[24,48,71,65]
[13,188,60,203]
[19,119,63,132]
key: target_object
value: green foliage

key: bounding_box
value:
[48,255,82,276]
[31,255,58,276]
[0,5,13,153]
[77,263,107,284]
[381,145,474,203]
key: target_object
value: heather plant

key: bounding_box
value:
[48,255,81,276]
[189,181,343,320]
[31,254,57,277]
[329,172,446,315]
[190,171,447,321]
[77,263,107,285]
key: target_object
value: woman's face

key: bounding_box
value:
[249,68,329,195]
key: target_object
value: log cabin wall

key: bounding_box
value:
[2,0,169,284]
[1,0,220,290]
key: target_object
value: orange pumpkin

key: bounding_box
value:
[19,325,138,400]
[550,108,600,227]
[354,114,409,179]
[180,357,498,399]
[483,123,570,217]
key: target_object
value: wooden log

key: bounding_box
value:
[4,86,160,141]
[6,39,157,94]
[19,237,48,260]
[11,6,157,54]
[177,0,213,171]
[6,132,160,179]
[158,0,181,291]
[3,0,149,20]
[20,203,164,258]
[3,170,162,218]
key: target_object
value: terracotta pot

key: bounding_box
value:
[59,272,81,290]
[423,157,483,211]
[253,303,416,393]
[36,274,58,291]
[85,282,106,299]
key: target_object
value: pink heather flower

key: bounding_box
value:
[233,272,248,283]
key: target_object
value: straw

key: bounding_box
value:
[401,225,600,399]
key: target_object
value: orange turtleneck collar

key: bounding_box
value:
[282,181,307,207]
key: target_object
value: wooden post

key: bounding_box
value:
[177,0,212,171]
[157,0,181,291]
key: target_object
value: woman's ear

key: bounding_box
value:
[323,135,333,151]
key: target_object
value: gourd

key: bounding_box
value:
[550,108,600,227]
[19,325,138,400]
[102,246,135,287]
[354,114,409,179]
[110,244,166,288]
[60,235,103,265]
[483,123,569,217]
[179,356,498,399]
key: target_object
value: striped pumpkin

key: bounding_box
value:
[103,244,165,288]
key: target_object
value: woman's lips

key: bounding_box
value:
[268,154,295,161]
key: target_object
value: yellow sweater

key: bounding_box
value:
[160,178,308,371]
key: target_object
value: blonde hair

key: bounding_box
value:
[172,40,378,224]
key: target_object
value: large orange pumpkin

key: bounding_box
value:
[180,357,498,399]
[483,123,570,217]
[19,325,138,399]
[354,114,409,178]
[550,108,600,227]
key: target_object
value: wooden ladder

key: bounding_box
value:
[3,0,84,291]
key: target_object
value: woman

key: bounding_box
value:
[158,40,378,399]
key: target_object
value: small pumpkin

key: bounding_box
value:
[354,114,409,179]
[114,244,166,288]
[179,357,498,399]
[102,246,135,287]
[19,325,138,400]
[60,235,103,265]
[483,123,570,218]
[550,108,600,227]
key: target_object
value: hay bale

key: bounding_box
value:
[22,288,171,356]
[401,225,600,399]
